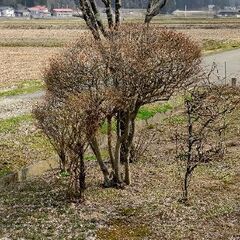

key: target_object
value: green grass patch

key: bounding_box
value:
[137,103,173,121]
[85,149,109,161]
[165,115,186,125]
[100,120,117,135]
[0,114,33,133]
[0,80,44,98]
[25,131,54,154]
[0,166,12,177]
[0,40,64,48]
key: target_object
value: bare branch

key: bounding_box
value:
[145,0,168,25]
[101,0,114,29]
[115,0,122,30]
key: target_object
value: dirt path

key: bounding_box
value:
[0,49,239,120]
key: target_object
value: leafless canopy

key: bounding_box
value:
[173,83,240,203]
[39,26,202,189]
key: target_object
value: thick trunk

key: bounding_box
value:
[145,0,168,25]
[101,0,114,29]
[182,170,189,203]
[115,0,121,29]
[59,149,66,172]
[79,0,101,40]
[114,139,122,184]
[88,0,107,37]
[124,153,131,185]
[117,111,134,185]
[78,149,86,201]
[119,111,137,185]
[90,136,111,186]
[107,116,115,169]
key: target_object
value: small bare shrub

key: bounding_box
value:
[172,84,240,203]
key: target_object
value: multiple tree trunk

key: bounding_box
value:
[78,0,168,39]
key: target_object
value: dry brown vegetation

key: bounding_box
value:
[1,15,240,239]
[178,28,240,42]
[0,29,88,47]
[0,114,239,239]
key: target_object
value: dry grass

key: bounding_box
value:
[0,18,86,29]
[178,28,240,42]
[0,137,239,239]
[0,95,239,239]
[0,29,87,47]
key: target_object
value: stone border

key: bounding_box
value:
[0,157,59,189]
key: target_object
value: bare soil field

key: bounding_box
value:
[0,29,87,47]
[0,47,59,86]
[0,27,239,86]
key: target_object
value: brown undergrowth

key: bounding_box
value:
[0,115,239,239]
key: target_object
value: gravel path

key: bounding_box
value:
[0,91,44,119]
[0,49,239,120]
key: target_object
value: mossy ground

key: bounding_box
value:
[0,115,55,176]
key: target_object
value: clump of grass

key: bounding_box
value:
[203,39,240,53]
[137,103,173,121]
[97,220,150,240]
[0,80,44,98]
[119,207,143,217]
[100,120,117,135]
[0,166,11,177]
[165,115,186,125]
[137,107,156,121]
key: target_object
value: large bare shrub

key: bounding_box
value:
[41,26,202,189]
